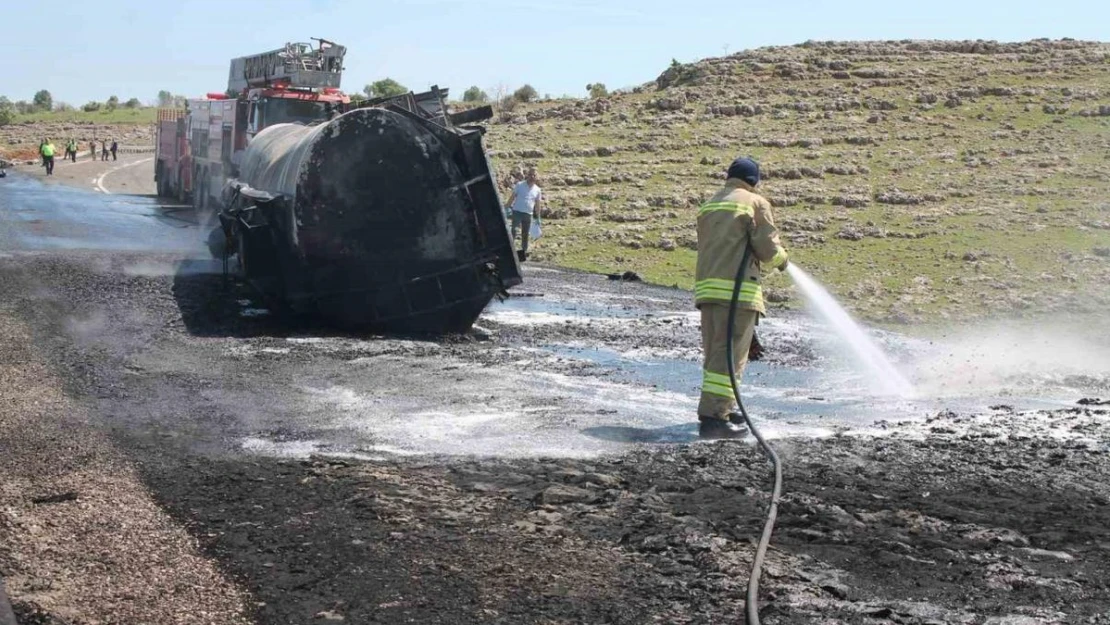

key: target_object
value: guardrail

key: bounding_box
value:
[117,146,157,154]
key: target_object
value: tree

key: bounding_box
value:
[157,90,173,107]
[32,89,53,112]
[512,84,537,103]
[364,78,408,98]
[462,86,488,103]
[124,98,141,109]
[0,97,14,127]
[586,83,608,98]
[82,101,101,112]
[106,95,120,111]
[14,101,32,115]
[54,102,75,112]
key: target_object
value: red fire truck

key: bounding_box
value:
[154,39,350,208]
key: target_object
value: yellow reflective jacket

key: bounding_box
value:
[694,180,788,313]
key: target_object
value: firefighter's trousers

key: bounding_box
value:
[698,303,759,420]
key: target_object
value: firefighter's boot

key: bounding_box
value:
[699,415,748,440]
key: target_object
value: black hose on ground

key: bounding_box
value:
[725,242,784,625]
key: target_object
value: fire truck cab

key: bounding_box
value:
[154,38,350,209]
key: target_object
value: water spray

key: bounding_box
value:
[785,265,914,398]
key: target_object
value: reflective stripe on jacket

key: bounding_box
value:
[694,180,788,313]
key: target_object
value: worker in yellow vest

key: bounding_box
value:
[40,140,56,176]
[694,157,788,439]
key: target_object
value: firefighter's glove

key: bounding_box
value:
[748,332,765,361]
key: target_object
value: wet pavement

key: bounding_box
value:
[3,170,1105,462]
[0,172,199,253]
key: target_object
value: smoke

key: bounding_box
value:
[63,310,110,346]
[907,316,1110,398]
[122,259,223,277]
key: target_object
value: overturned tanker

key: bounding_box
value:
[210,97,522,333]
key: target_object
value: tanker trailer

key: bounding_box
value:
[211,102,522,334]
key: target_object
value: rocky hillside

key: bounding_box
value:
[482,39,1110,325]
[1,119,155,162]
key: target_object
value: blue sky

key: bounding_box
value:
[2,0,1106,106]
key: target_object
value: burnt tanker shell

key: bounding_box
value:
[227,106,520,332]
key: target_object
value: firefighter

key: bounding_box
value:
[694,157,788,439]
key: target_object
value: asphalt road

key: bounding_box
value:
[14,151,158,196]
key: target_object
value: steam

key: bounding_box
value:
[908,318,1110,397]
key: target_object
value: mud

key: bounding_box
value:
[2,175,1110,623]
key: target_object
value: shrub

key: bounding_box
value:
[512,84,537,103]
[365,78,408,98]
[463,86,489,102]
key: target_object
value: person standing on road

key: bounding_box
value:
[67,139,78,163]
[101,141,109,161]
[504,166,543,260]
[40,140,56,176]
[110,140,118,161]
[89,141,96,160]
[693,157,788,440]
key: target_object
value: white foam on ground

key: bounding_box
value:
[241,437,323,457]
[479,309,628,326]
[277,355,928,459]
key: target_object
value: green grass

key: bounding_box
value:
[11,107,156,124]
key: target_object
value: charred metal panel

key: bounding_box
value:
[223,106,521,333]
[449,105,494,125]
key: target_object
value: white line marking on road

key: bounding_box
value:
[93,157,152,194]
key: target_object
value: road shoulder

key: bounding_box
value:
[0,311,251,624]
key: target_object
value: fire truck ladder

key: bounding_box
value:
[228,38,346,93]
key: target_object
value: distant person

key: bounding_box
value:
[110,140,118,161]
[101,141,109,161]
[67,139,78,163]
[89,141,96,160]
[692,157,788,440]
[504,166,543,260]
[40,140,56,176]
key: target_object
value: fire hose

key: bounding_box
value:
[725,241,783,625]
